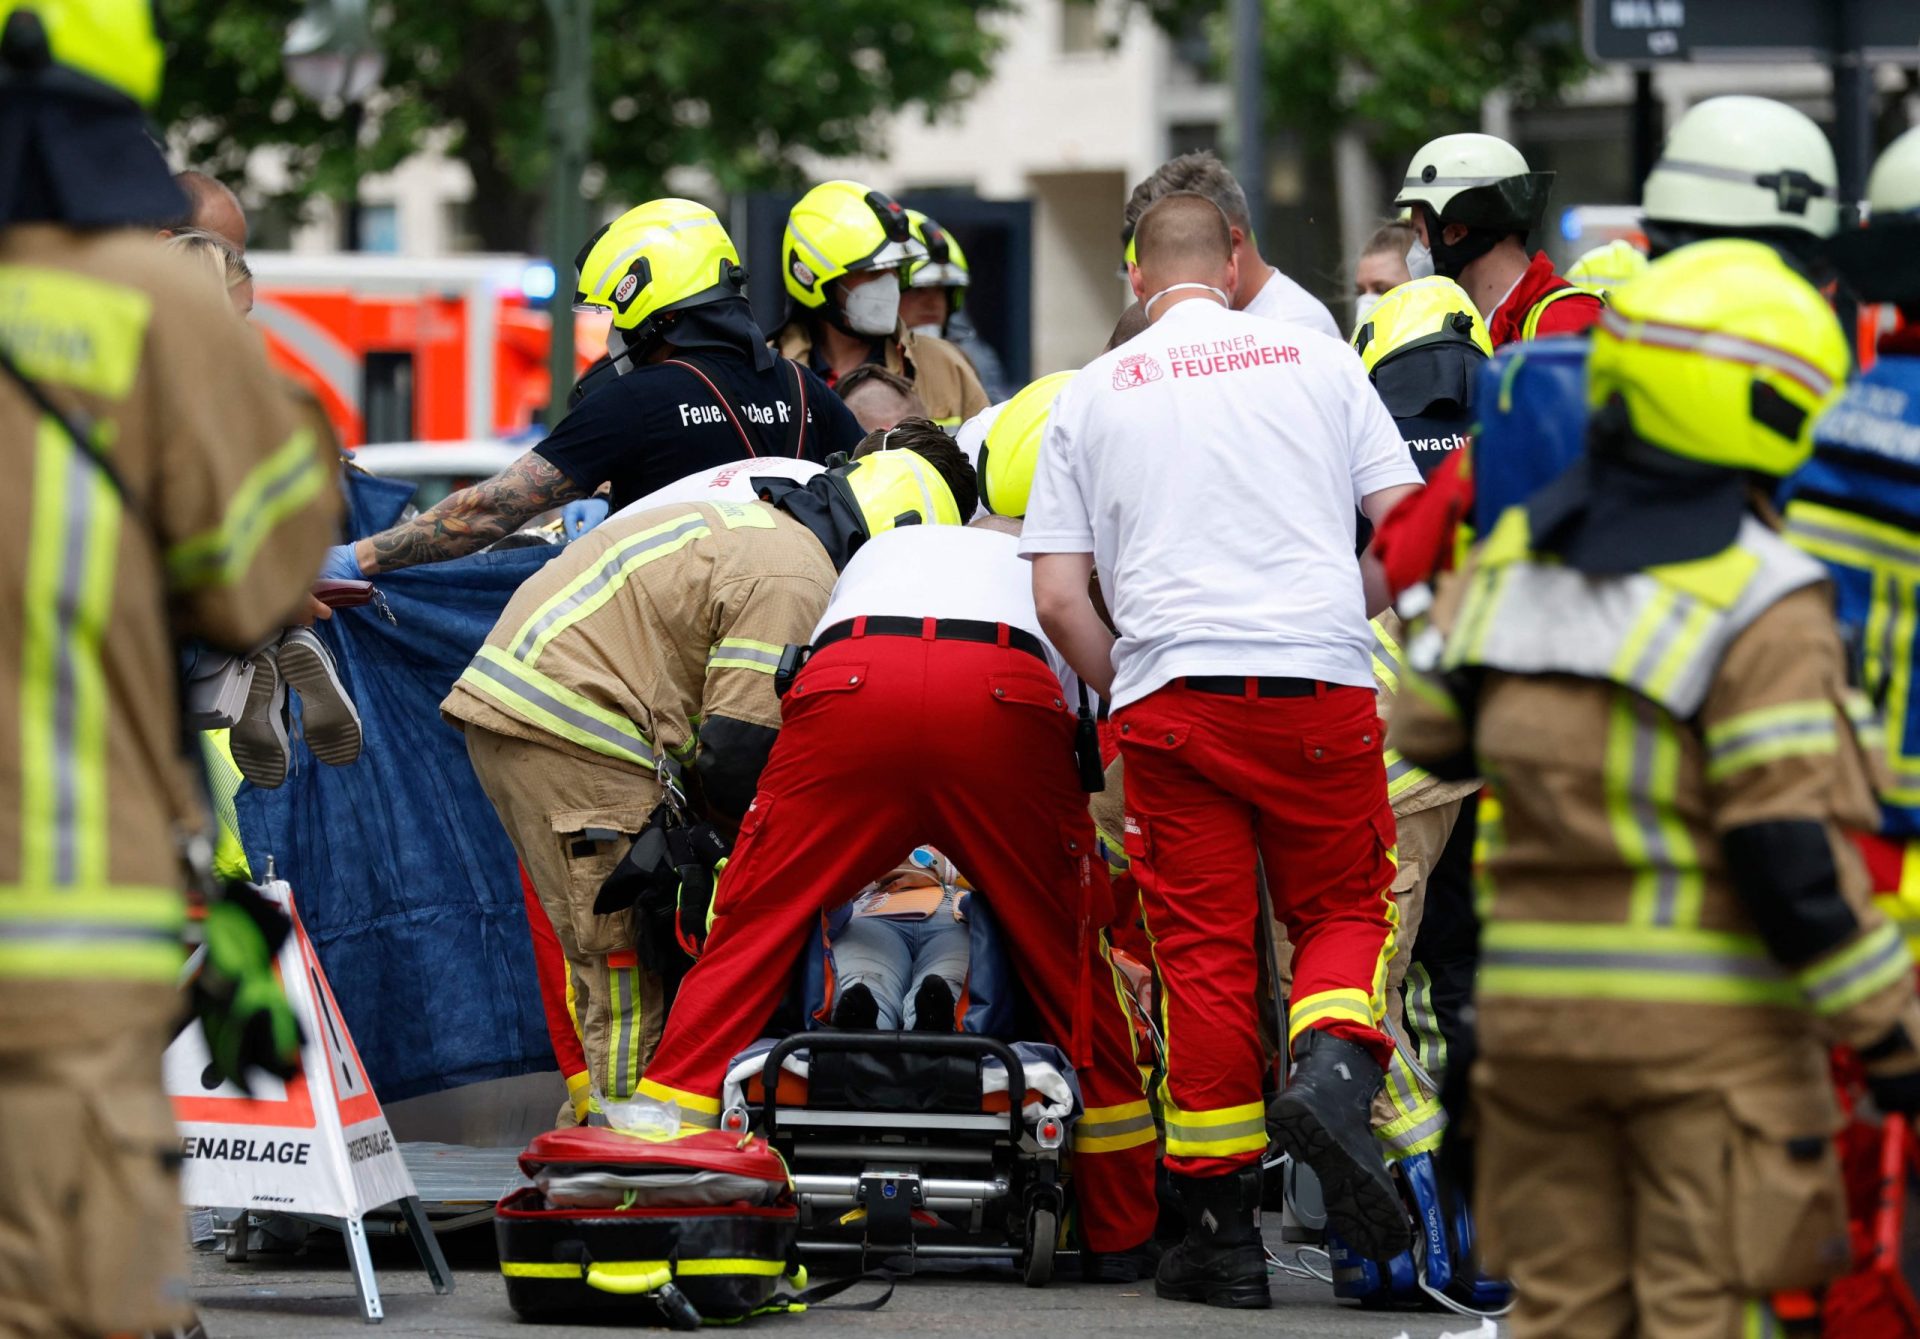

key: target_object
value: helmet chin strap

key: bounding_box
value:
[606,326,636,376]
[1142,282,1230,319]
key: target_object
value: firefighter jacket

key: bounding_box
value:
[774,319,989,428]
[1371,610,1476,818]
[442,499,835,817]
[0,226,341,984]
[1389,506,1920,1067]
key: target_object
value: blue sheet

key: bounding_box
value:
[236,470,564,1102]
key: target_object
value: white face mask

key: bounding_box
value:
[1353,291,1382,329]
[839,277,902,337]
[1405,237,1435,282]
[906,322,945,340]
[1142,282,1230,320]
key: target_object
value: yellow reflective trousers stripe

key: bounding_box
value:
[1287,987,1378,1047]
[1074,1099,1157,1154]
[21,415,119,890]
[165,429,324,592]
[605,963,645,1101]
[1162,1099,1266,1159]
[636,1076,723,1120]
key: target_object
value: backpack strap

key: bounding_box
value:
[782,358,809,457]
[754,1267,896,1317]
[663,357,757,457]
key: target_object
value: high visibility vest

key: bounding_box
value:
[1370,618,1429,805]
[1518,283,1604,343]
[1444,509,1876,1012]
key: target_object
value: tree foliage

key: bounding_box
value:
[1141,0,1589,159]
[157,0,1013,250]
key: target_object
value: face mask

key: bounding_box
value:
[906,322,945,340]
[839,277,901,337]
[1405,237,1435,281]
[1353,291,1382,329]
[1142,282,1229,320]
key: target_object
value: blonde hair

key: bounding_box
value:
[165,227,251,294]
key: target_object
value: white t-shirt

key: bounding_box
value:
[1019,298,1421,710]
[816,525,1071,686]
[610,457,824,523]
[1242,266,1341,341]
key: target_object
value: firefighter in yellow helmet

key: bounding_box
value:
[1391,240,1920,1337]
[962,369,1074,519]
[0,3,341,1332]
[1564,237,1650,297]
[901,207,1013,401]
[774,180,989,428]
[442,439,978,1119]
[328,198,864,578]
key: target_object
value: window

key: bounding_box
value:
[359,203,400,254]
[1060,0,1100,55]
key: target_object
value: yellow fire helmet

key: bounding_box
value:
[1350,275,1491,375]
[979,371,1074,517]
[834,446,962,536]
[0,0,164,107]
[1565,238,1650,296]
[573,199,744,358]
[1587,238,1848,479]
[906,209,970,292]
[783,180,925,310]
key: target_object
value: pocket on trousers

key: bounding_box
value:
[79,1080,188,1327]
[987,672,1072,714]
[785,660,867,714]
[1115,716,1189,753]
[1302,721,1385,766]
[1721,1084,1849,1292]
[551,809,644,956]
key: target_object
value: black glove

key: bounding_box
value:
[595,821,689,975]
[1862,1015,1920,1115]
[193,882,303,1094]
[668,822,730,957]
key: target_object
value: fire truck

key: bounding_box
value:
[247,253,607,448]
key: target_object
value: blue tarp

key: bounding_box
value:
[236,471,564,1103]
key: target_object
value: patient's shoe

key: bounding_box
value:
[911,976,957,1031]
[832,983,879,1030]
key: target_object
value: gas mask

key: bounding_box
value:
[837,275,902,337]
[1142,282,1230,319]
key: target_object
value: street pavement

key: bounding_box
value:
[190,1224,1504,1338]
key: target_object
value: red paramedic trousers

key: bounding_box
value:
[639,629,1159,1252]
[1116,680,1398,1177]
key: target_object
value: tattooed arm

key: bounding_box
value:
[351,450,589,574]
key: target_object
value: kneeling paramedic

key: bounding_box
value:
[1390,241,1920,1338]
[636,515,1160,1277]
[1027,192,1423,1308]
[441,441,973,1117]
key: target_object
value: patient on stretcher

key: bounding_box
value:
[827,847,971,1032]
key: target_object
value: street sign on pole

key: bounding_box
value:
[1586,0,1920,64]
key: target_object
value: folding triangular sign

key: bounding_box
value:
[164,879,415,1219]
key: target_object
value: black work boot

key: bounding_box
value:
[1268,1029,1411,1260]
[910,975,957,1031]
[1153,1165,1270,1309]
[831,983,879,1030]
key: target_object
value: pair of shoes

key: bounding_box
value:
[229,629,362,788]
[1079,1238,1162,1284]
[1154,1165,1271,1308]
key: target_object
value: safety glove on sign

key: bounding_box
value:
[194,882,304,1093]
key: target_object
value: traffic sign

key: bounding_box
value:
[1586,0,1920,64]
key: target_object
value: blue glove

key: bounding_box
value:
[318,543,362,581]
[563,497,610,539]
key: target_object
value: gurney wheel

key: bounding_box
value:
[1023,1206,1056,1288]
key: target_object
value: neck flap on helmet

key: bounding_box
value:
[756,473,869,572]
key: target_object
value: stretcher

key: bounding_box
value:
[722,1032,1078,1285]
